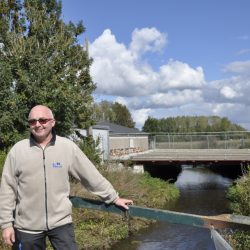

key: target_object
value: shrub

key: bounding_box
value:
[101,168,179,208]
[226,167,250,249]
[0,151,7,175]
[77,135,102,166]
[227,167,250,216]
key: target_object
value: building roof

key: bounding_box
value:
[93,121,148,135]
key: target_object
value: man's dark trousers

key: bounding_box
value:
[12,223,78,250]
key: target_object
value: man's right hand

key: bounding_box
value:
[2,227,15,246]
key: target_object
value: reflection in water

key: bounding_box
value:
[112,166,233,250]
[175,167,232,190]
[172,167,232,215]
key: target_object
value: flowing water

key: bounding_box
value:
[112,166,233,250]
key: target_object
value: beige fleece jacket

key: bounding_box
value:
[0,135,118,231]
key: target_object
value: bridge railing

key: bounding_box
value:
[70,196,250,230]
[149,131,250,150]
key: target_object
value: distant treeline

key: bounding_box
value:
[142,116,246,133]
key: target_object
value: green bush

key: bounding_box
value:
[138,172,180,207]
[227,168,250,216]
[230,230,250,250]
[101,168,179,209]
[77,135,102,166]
[226,167,250,249]
[0,151,7,175]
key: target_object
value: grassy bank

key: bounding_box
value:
[0,154,179,249]
[225,167,250,250]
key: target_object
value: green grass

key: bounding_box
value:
[226,167,250,249]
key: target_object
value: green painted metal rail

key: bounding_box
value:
[70,196,250,230]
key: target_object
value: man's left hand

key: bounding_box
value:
[114,198,133,210]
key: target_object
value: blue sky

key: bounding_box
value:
[61,0,250,129]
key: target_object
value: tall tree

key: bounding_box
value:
[142,117,159,132]
[93,100,115,122]
[0,0,95,149]
[93,101,135,128]
[111,102,135,128]
[142,116,246,133]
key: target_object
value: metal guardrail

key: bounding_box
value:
[70,196,250,231]
[149,131,250,150]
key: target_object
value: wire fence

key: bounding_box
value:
[148,131,250,150]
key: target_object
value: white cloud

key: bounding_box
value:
[90,29,156,96]
[89,28,205,97]
[129,27,167,57]
[220,86,238,99]
[89,28,250,130]
[223,60,250,75]
[211,103,250,128]
[159,60,205,90]
[131,108,152,128]
[114,96,127,106]
[203,70,249,104]
[148,89,203,108]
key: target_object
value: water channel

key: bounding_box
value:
[112,166,234,250]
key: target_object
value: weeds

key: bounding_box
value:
[227,167,250,216]
[226,167,250,249]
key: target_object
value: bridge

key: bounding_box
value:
[110,131,250,175]
[109,131,250,166]
[130,148,250,166]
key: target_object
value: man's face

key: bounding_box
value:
[28,106,55,143]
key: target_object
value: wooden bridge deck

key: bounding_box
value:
[130,148,250,165]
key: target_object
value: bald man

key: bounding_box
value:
[0,105,133,250]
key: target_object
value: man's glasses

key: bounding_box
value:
[28,118,53,126]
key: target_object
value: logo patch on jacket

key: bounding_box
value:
[52,162,62,168]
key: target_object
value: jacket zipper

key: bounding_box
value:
[43,149,49,230]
